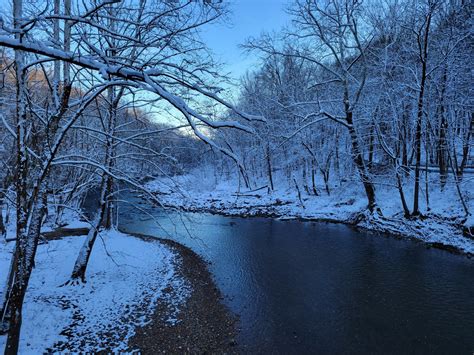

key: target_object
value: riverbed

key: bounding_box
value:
[118,197,474,354]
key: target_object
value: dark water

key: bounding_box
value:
[118,198,474,354]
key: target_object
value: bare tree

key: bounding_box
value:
[246,0,380,212]
[0,0,262,351]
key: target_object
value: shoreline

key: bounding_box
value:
[1,229,238,353]
[143,171,474,257]
[125,231,239,353]
[157,201,473,258]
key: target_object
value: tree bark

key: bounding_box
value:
[293,177,304,208]
[311,163,318,196]
[347,112,378,212]
[368,125,375,170]
[437,64,449,188]
[266,144,274,192]
[396,164,411,218]
[412,7,433,217]
[457,112,473,180]
[2,0,29,350]
[69,175,108,283]
[4,190,46,354]
[0,191,5,238]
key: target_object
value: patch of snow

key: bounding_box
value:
[0,230,189,353]
[464,214,474,228]
[146,170,474,254]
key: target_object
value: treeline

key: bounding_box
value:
[205,0,472,217]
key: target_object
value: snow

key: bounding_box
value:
[0,230,190,353]
[146,170,474,254]
[39,208,91,233]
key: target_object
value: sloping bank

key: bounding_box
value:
[127,232,238,353]
[0,229,237,353]
[146,179,474,257]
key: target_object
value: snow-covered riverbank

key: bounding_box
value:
[145,173,474,255]
[0,230,188,353]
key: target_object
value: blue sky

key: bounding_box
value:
[0,0,290,80]
[201,0,290,81]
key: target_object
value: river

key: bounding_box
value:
[117,196,474,354]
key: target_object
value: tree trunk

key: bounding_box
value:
[457,112,473,180]
[412,70,427,216]
[2,0,29,349]
[311,163,318,196]
[368,125,375,170]
[104,175,114,229]
[396,165,410,218]
[347,112,378,212]
[302,160,310,195]
[412,9,432,217]
[266,144,274,192]
[437,65,449,188]
[4,191,46,354]
[335,130,341,180]
[293,177,304,208]
[425,141,430,212]
[0,191,5,238]
[70,79,119,280]
[103,15,117,229]
[401,106,409,175]
[69,176,108,283]
[447,145,469,216]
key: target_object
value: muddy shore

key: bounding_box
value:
[126,232,239,354]
[37,229,238,353]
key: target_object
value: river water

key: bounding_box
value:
[117,198,474,354]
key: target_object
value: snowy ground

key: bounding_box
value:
[146,170,474,254]
[0,230,190,353]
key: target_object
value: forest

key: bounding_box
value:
[0,0,473,353]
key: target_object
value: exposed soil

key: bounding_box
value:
[127,232,239,354]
